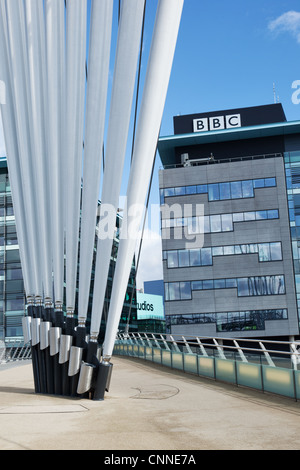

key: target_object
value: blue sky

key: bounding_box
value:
[0,0,299,287]
[134,0,300,286]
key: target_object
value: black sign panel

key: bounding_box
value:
[173,103,287,135]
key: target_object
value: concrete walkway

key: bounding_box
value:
[0,356,300,450]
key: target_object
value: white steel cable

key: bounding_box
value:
[0,0,33,299]
[77,0,113,326]
[89,0,146,338]
[24,0,53,303]
[45,0,66,308]
[102,0,184,359]
[4,0,43,299]
[65,0,87,316]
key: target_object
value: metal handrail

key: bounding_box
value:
[117,331,299,360]
[0,338,31,364]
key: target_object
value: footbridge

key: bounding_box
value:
[2,332,300,401]
[1,333,300,450]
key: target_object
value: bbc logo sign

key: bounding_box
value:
[193,114,241,133]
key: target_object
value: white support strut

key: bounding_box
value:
[102,0,184,361]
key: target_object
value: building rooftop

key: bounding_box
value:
[158,103,300,168]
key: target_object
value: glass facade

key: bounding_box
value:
[165,275,285,301]
[161,209,279,234]
[163,242,282,268]
[284,151,300,327]
[160,177,276,204]
[166,309,288,332]
[0,165,24,341]
[0,160,137,343]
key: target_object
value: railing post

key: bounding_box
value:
[259,341,275,367]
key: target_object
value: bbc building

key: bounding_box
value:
[158,103,300,341]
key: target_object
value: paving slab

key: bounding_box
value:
[0,356,300,450]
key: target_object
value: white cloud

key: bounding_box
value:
[135,228,163,290]
[268,11,300,43]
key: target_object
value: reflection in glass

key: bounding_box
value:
[168,282,180,301]
[185,185,197,195]
[233,212,243,222]
[167,251,178,268]
[231,181,242,198]
[219,182,231,200]
[267,209,279,219]
[242,180,254,198]
[164,187,175,197]
[189,249,201,266]
[244,211,255,221]
[212,246,223,256]
[175,186,186,196]
[221,213,233,231]
[270,242,282,260]
[201,248,212,265]
[191,280,202,290]
[256,210,267,220]
[197,184,207,193]
[214,279,225,289]
[208,183,220,201]
[237,278,249,296]
[180,282,191,299]
[178,250,189,267]
[258,243,270,261]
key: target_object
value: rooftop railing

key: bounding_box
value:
[161,152,283,170]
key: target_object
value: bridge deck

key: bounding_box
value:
[0,356,299,450]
